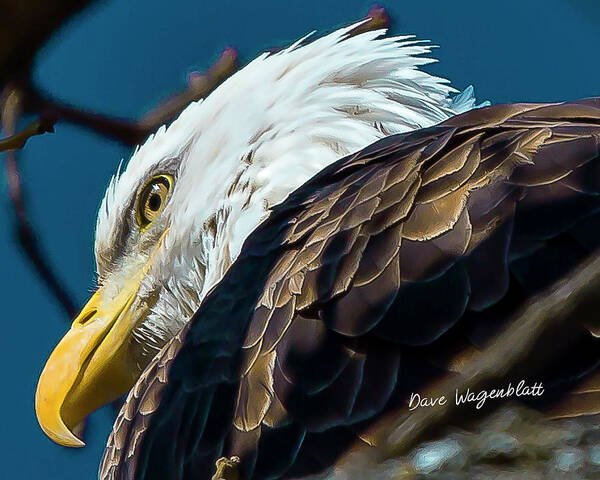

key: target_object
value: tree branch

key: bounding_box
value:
[0,0,99,82]
[0,113,56,152]
[22,48,239,146]
[139,48,238,133]
[2,88,77,317]
[348,5,391,36]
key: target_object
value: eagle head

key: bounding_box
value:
[35,21,482,447]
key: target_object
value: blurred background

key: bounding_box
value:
[0,0,599,477]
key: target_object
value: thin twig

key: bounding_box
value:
[0,113,56,152]
[348,5,391,36]
[139,48,238,131]
[2,88,77,317]
[23,48,239,146]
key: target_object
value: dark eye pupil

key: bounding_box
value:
[138,175,171,227]
[148,193,162,212]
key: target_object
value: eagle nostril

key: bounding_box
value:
[75,309,97,326]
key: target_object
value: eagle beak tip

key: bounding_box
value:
[35,398,86,448]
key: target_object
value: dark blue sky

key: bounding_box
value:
[1,1,598,478]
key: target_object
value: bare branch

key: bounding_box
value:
[0,113,56,152]
[348,5,391,36]
[24,88,154,147]
[139,48,239,132]
[0,0,99,81]
[2,88,77,318]
[23,48,239,146]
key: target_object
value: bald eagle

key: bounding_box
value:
[35,22,600,479]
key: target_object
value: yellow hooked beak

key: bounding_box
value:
[35,271,148,447]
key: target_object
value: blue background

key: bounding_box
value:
[1,0,598,478]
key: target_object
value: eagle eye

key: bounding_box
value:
[137,175,173,228]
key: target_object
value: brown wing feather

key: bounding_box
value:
[100,99,600,480]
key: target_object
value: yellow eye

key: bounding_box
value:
[137,175,172,228]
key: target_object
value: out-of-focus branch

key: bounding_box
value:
[348,5,391,36]
[139,48,238,134]
[1,88,77,317]
[22,48,239,146]
[0,0,101,321]
[0,0,99,82]
[0,113,56,152]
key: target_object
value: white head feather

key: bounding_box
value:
[94,21,485,355]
